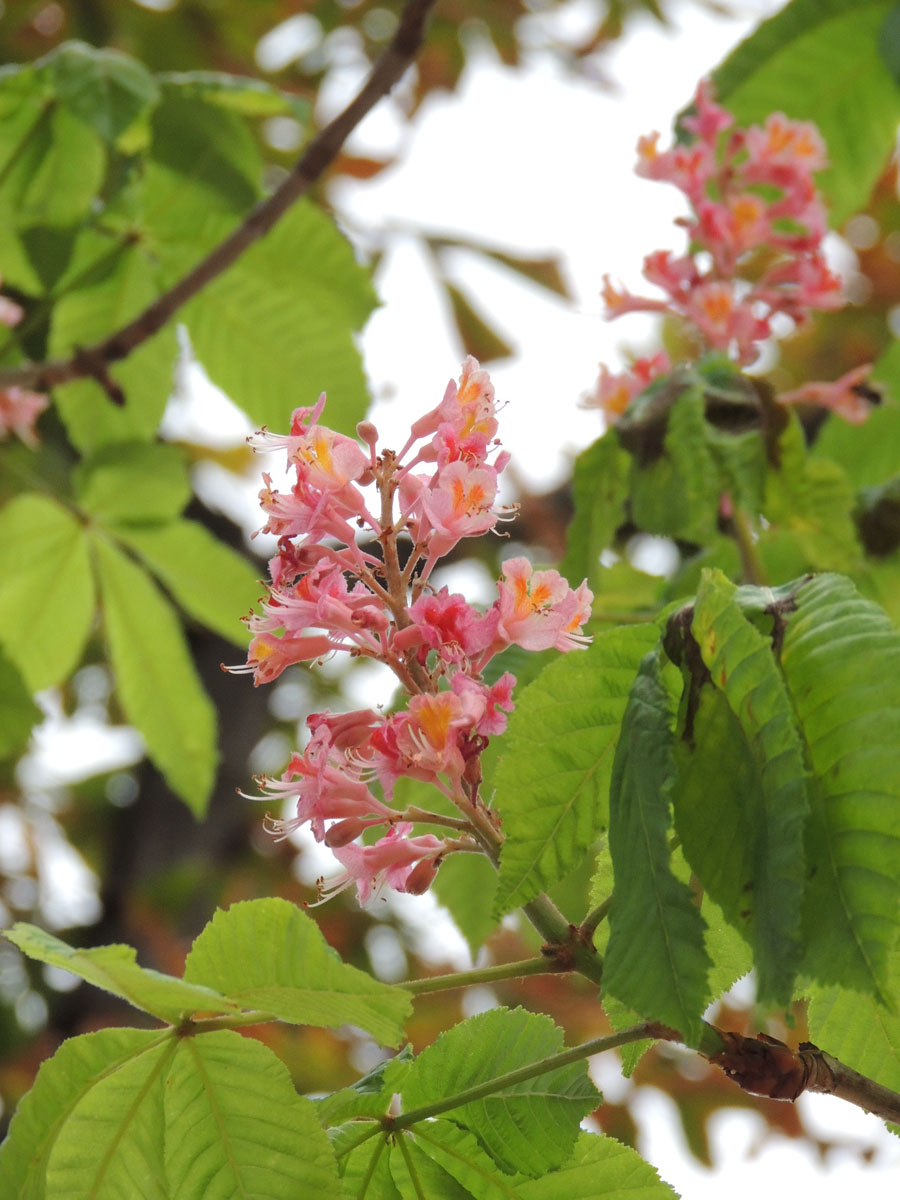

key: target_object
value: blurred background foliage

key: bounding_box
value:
[0,0,897,1181]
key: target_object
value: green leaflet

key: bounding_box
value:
[4,923,242,1023]
[680,570,809,1006]
[0,493,94,692]
[390,1134,474,1200]
[781,574,900,1003]
[493,623,660,917]
[409,1121,530,1199]
[559,431,629,594]
[316,1046,414,1126]
[74,442,191,523]
[401,1008,599,1178]
[714,0,900,224]
[49,41,161,146]
[92,534,217,813]
[0,1027,160,1199]
[178,200,377,434]
[515,1132,678,1199]
[336,1130,401,1200]
[43,1031,341,1200]
[156,69,308,119]
[183,899,412,1047]
[49,239,179,451]
[431,851,499,957]
[807,969,900,1094]
[0,649,41,758]
[604,652,711,1045]
[112,518,261,649]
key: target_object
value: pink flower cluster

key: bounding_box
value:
[592,82,868,425]
[233,358,593,906]
[0,276,48,447]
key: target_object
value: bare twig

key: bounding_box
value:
[0,0,438,394]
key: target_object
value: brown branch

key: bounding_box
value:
[699,1029,900,1125]
[0,0,438,394]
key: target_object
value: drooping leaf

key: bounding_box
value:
[431,850,498,957]
[49,41,161,146]
[516,1132,678,1199]
[713,0,900,224]
[157,69,308,119]
[179,200,377,434]
[49,240,178,451]
[493,623,660,917]
[4,923,242,1023]
[780,573,900,1003]
[163,1032,341,1198]
[604,652,711,1045]
[183,899,412,1047]
[113,518,261,648]
[74,442,191,524]
[0,493,94,691]
[92,534,218,813]
[559,431,630,593]
[0,650,41,758]
[0,1027,160,1199]
[401,1007,599,1177]
[443,279,514,363]
[679,570,810,1006]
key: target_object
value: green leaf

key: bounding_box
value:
[4,923,242,1022]
[401,1007,599,1177]
[559,432,629,593]
[46,1036,174,1197]
[0,493,94,691]
[713,0,900,224]
[781,573,900,1002]
[336,1129,400,1200]
[679,570,809,1005]
[0,1027,160,1199]
[604,652,711,1044]
[49,41,160,146]
[390,1134,474,1200]
[93,534,217,813]
[317,1046,414,1125]
[0,650,41,758]
[49,240,178,451]
[516,1132,678,1198]
[163,1032,341,1198]
[880,3,900,83]
[431,851,499,957]
[183,899,412,1047]
[111,519,261,648]
[443,280,514,364]
[159,69,308,119]
[75,442,191,523]
[411,1120,530,1198]
[180,200,376,433]
[493,623,660,917]
[807,973,900,1093]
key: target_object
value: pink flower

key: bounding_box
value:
[0,387,48,447]
[418,460,503,567]
[399,587,494,665]
[226,631,333,686]
[588,352,671,423]
[321,822,446,906]
[486,557,593,653]
[779,363,877,425]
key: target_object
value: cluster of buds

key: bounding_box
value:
[0,277,48,447]
[593,81,869,424]
[231,358,593,906]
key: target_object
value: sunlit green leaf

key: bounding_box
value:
[516,1132,678,1198]
[49,41,160,145]
[75,442,190,523]
[0,649,41,758]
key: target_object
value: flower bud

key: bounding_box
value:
[324,818,368,848]
[402,855,441,895]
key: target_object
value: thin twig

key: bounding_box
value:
[0,0,438,393]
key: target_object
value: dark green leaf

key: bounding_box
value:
[93,534,218,813]
[112,518,261,648]
[49,42,160,146]
[604,653,711,1044]
[0,1027,160,1199]
[493,623,660,917]
[183,899,412,1047]
[713,0,900,224]
[0,493,94,691]
[75,442,190,523]
[559,432,629,593]
[781,574,900,1002]
[4,923,241,1022]
[443,280,514,363]
[680,570,809,1005]
[401,1007,599,1177]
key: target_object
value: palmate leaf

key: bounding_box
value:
[0,493,94,692]
[92,535,218,813]
[713,0,900,224]
[604,652,711,1045]
[678,570,810,1006]
[44,1031,341,1200]
[781,574,900,1003]
[493,623,660,917]
[4,924,241,1023]
[401,1007,599,1178]
[183,899,411,1047]
[0,1027,160,1199]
